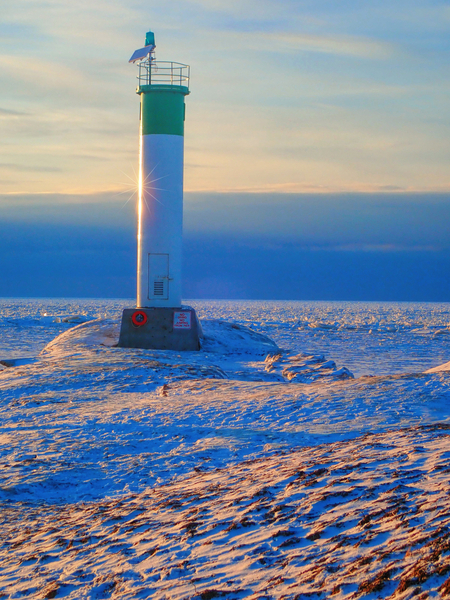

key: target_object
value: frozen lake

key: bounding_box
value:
[1,298,450,377]
[1,298,450,598]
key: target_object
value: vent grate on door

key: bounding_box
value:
[153,280,164,296]
[148,253,169,300]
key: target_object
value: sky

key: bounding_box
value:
[1,0,450,300]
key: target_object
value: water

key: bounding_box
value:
[1,298,449,377]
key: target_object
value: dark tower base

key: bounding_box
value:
[118,306,202,351]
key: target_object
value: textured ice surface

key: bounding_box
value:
[1,299,450,599]
[0,317,355,505]
[1,298,450,375]
[2,425,450,599]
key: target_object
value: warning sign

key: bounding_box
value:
[173,311,192,330]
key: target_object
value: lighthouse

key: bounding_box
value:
[118,31,201,351]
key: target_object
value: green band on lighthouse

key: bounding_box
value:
[139,85,189,136]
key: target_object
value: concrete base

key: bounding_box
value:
[118,306,202,351]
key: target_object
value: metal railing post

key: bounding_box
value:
[137,61,189,89]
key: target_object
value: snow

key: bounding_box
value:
[1,299,450,599]
[2,424,450,598]
[425,361,450,374]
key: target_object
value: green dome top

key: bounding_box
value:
[145,31,155,47]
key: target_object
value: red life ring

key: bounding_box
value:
[131,310,148,327]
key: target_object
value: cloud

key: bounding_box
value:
[3,0,139,47]
[307,243,441,253]
[0,55,119,104]
[0,107,27,116]
[186,183,413,194]
[1,0,449,197]
[1,189,450,300]
[0,163,61,173]
[183,192,450,249]
[243,31,395,59]
[3,190,449,251]
[0,55,98,108]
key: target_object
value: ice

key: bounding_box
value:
[425,360,450,373]
[1,299,450,598]
[2,425,450,599]
[0,357,38,368]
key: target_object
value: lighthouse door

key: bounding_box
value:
[148,253,169,300]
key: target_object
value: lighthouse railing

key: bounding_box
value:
[138,61,190,90]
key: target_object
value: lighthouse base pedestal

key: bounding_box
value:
[118,306,202,351]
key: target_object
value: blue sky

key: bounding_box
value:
[1,1,449,299]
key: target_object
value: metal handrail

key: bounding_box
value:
[138,60,190,90]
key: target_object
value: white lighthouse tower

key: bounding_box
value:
[119,31,201,351]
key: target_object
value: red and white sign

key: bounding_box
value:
[173,311,192,330]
